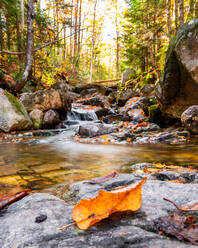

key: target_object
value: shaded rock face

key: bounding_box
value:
[156,20,198,118]
[43,110,60,129]
[0,89,32,132]
[20,82,71,112]
[181,105,198,133]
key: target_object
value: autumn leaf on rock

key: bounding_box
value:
[72,177,147,230]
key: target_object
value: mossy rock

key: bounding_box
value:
[156,19,198,119]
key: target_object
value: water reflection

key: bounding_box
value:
[0,140,198,194]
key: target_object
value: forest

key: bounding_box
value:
[0,1,198,247]
[0,0,197,91]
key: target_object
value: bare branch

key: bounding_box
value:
[0,28,88,56]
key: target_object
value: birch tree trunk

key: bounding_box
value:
[16,0,34,92]
[21,0,24,42]
[90,0,97,83]
[70,0,73,57]
[77,0,82,55]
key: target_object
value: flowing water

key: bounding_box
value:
[0,106,198,195]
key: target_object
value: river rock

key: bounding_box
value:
[119,97,148,116]
[0,89,32,132]
[181,105,198,133]
[29,109,44,129]
[117,90,139,106]
[20,82,71,112]
[74,84,111,96]
[0,176,197,247]
[76,94,110,108]
[156,20,198,118]
[43,110,60,128]
[78,123,118,137]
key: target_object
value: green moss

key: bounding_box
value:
[4,91,26,116]
[33,121,41,129]
[166,19,198,61]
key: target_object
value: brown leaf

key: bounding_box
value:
[72,177,147,230]
[155,212,198,245]
[164,198,198,211]
[0,189,30,210]
[86,171,119,184]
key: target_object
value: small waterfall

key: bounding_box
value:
[67,109,98,121]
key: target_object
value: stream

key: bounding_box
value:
[0,105,198,195]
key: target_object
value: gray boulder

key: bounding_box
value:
[156,20,198,118]
[181,105,198,133]
[0,89,32,132]
[79,123,118,137]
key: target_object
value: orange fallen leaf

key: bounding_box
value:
[143,165,149,173]
[72,178,147,230]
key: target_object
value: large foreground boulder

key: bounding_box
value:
[0,89,32,132]
[20,82,72,112]
[0,175,197,247]
[156,20,198,118]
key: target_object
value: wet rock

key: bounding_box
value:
[135,130,189,145]
[128,108,147,122]
[74,84,110,96]
[76,95,110,109]
[117,90,139,106]
[0,193,73,248]
[43,110,60,129]
[103,114,125,124]
[78,123,118,137]
[95,108,113,119]
[0,89,32,132]
[20,82,71,112]
[181,105,198,133]
[120,97,148,116]
[156,20,198,118]
[29,109,44,129]
[153,171,180,181]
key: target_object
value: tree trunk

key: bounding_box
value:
[174,0,178,32]
[179,0,184,26]
[115,0,120,78]
[77,0,82,55]
[70,0,73,57]
[90,0,97,83]
[21,0,24,42]
[0,10,4,50]
[16,0,34,92]
[73,0,79,56]
[189,0,195,19]
[167,0,171,39]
